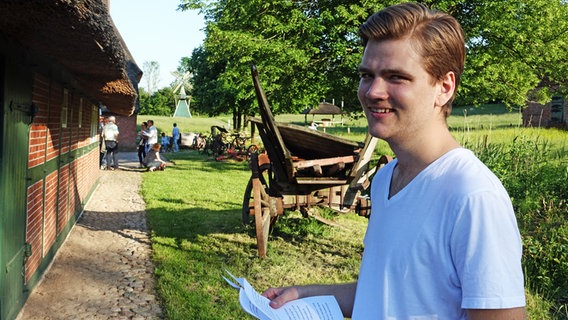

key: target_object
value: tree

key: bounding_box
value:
[179,0,379,129]
[142,61,161,95]
[179,50,226,117]
[446,0,568,106]
[138,86,175,116]
[179,0,568,122]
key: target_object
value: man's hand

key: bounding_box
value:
[263,282,356,317]
[262,286,301,309]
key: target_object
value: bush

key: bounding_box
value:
[469,135,568,317]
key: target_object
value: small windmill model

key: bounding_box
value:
[172,71,192,117]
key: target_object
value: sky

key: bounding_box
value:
[110,0,205,89]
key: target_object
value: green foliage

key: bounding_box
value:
[178,0,380,126]
[178,0,568,121]
[467,133,568,317]
[139,87,176,116]
[448,0,568,107]
[272,211,332,239]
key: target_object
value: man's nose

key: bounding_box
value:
[365,77,388,99]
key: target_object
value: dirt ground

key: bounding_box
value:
[17,152,162,320]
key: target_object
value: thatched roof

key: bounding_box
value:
[0,0,142,116]
[302,102,343,115]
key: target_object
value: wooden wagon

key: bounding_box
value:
[243,65,389,257]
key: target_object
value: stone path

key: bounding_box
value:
[17,152,162,320]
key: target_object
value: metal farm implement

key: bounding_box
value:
[243,65,390,257]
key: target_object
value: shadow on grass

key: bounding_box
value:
[146,201,366,261]
[146,207,242,240]
[145,149,369,261]
[161,152,251,173]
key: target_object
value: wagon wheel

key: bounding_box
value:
[242,153,281,258]
[242,172,268,225]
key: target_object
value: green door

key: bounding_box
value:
[0,53,31,320]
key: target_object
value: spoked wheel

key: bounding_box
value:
[242,153,282,258]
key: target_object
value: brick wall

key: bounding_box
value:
[24,73,102,283]
[114,114,138,151]
[28,74,49,168]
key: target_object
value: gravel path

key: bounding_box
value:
[17,152,163,320]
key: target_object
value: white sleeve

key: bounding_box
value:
[451,190,526,309]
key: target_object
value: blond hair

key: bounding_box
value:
[359,3,465,116]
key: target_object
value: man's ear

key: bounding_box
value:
[435,71,456,108]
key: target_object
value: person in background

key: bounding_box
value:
[102,115,119,170]
[99,116,108,169]
[137,122,148,168]
[172,123,180,152]
[143,143,166,172]
[142,119,158,154]
[262,3,526,319]
[160,132,170,152]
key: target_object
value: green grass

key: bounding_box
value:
[142,156,251,319]
[142,152,368,319]
[137,115,232,136]
[142,104,565,159]
[141,107,568,319]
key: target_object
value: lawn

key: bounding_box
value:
[142,151,368,319]
[141,106,568,319]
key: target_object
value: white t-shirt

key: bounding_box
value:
[146,125,158,145]
[352,148,525,320]
[102,122,119,141]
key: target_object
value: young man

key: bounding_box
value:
[263,3,526,319]
[142,119,158,154]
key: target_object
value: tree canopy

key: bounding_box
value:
[450,0,568,106]
[178,0,568,126]
[138,86,175,116]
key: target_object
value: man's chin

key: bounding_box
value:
[366,126,388,140]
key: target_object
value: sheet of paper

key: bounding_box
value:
[239,278,277,320]
[238,278,343,320]
[276,296,343,320]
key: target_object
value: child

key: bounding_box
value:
[143,143,166,171]
[160,132,170,152]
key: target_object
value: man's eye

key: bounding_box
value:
[360,73,372,79]
[390,75,407,82]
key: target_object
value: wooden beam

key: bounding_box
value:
[293,155,355,169]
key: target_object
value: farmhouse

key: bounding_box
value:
[0,1,141,319]
[522,96,568,128]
